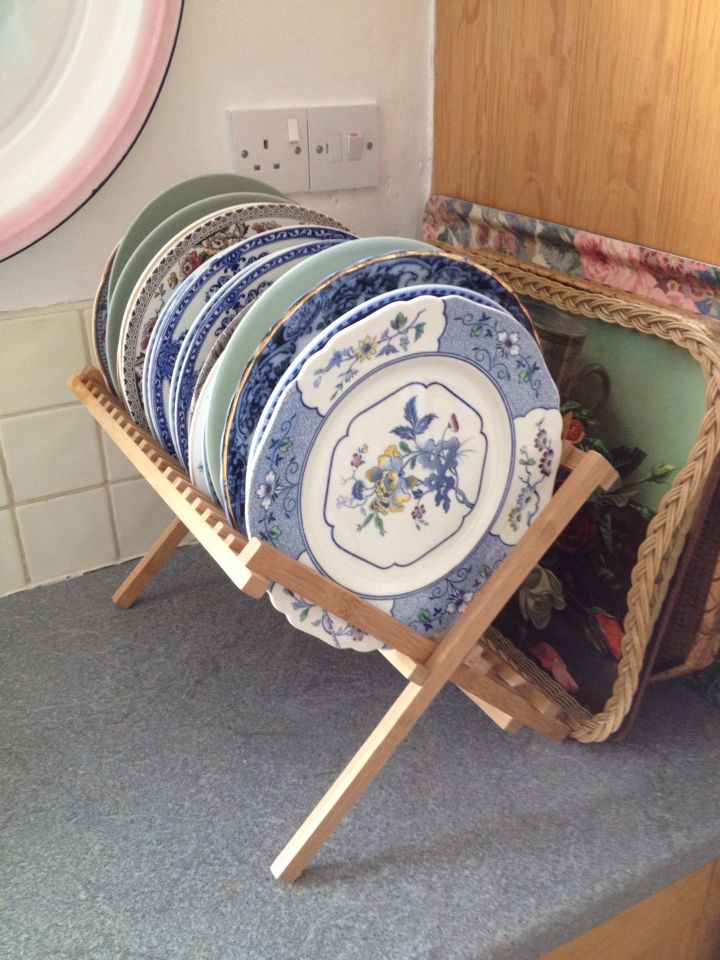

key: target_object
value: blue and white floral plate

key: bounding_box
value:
[224,276,519,530]
[170,236,352,467]
[186,319,241,502]
[143,224,355,455]
[203,237,438,506]
[245,293,561,652]
[230,249,536,532]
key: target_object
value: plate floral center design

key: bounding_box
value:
[325,382,487,567]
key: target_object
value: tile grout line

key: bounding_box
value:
[0,299,93,323]
[0,555,129,600]
[0,437,17,509]
[0,300,178,593]
[0,303,91,421]
[0,533,201,599]
[96,420,123,562]
[0,444,30,587]
[11,480,128,509]
[0,400,82,422]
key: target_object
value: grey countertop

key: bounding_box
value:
[2,546,719,960]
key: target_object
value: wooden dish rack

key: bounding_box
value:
[69,364,617,882]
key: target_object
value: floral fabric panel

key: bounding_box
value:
[423,195,720,319]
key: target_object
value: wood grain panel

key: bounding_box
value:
[434,0,720,263]
[540,858,720,960]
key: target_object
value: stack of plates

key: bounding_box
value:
[93,174,562,653]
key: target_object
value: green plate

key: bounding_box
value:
[204,236,436,502]
[105,190,291,391]
[580,319,706,510]
[523,296,707,510]
[107,174,287,297]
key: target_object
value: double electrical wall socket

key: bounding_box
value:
[307,104,379,192]
[228,107,310,194]
[228,104,380,194]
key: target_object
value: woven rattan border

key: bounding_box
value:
[434,242,720,742]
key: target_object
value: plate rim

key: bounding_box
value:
[108,173,288,296]
[106,189,290,390]
[239,251,537,495]
[91,242,119,387]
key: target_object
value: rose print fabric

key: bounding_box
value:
[423,195,720,320]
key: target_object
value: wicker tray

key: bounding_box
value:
[435,242,720,742]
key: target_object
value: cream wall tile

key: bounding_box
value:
[16,489,117,583]
[110,479,175,559]
[0,511,27,595]
[101,431,139,482]
[0,310,88,415]
[1,407,104,501]
[0,463,8,508]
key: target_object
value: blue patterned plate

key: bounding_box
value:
[170,236,351,467]
[203,237,438,508]
[115,198,348,427]
[106,190,286,395]
[248,291,518,475]
[144,225,355,456]
[224,277,518,530]
[245,293,561,652]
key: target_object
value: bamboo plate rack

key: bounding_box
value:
[69,364,617,882]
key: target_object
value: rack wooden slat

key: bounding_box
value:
[70,365,617,881]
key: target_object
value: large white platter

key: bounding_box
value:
[0,1,182,260]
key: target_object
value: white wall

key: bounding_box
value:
[0,0,434,310]
[0,0,434,594]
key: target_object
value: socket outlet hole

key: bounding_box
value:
[253,164,261,171]
[273,162,280,170]
[263,139,269,150]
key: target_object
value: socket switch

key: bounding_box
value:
[228,107,310,194]
[308,104,379,192]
